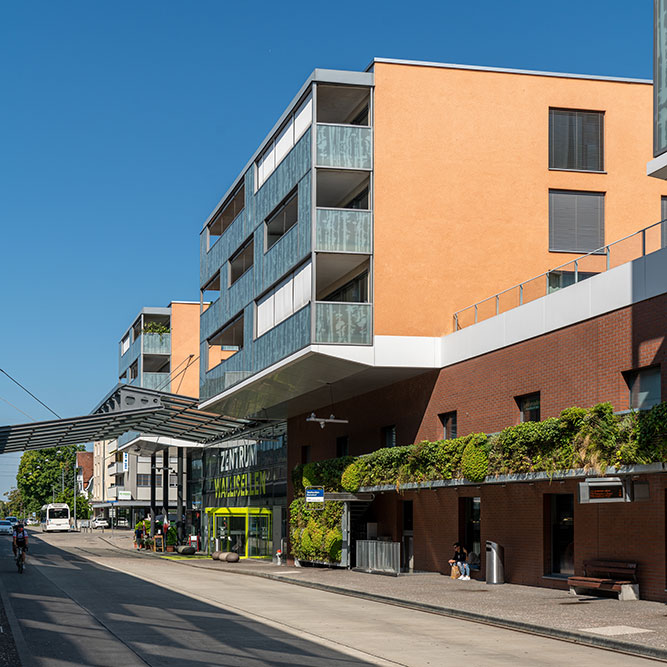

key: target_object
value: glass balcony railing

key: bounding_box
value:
[142,372,171,391]
[316,124,372,170]
[316,208,372,253]
[314,302,372,345]
[142,333,171,355]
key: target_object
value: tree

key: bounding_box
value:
[16,445,85,513]
[3,487,25,518]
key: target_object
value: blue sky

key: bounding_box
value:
[0,1,654,496]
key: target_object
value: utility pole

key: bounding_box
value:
[73,463,78,531]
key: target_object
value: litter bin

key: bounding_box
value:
[214,537,222,552]
[485,540,504,584]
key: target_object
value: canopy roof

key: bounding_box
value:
[0,385,259,454]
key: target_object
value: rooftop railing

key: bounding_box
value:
[454,220,667,331]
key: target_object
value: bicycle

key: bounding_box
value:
[15,545,25,574]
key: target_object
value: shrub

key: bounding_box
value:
[291,463,304,491]
[325,528,343,562]
[461,438,488,482]
[301,462,321,488]
[341,461,364,492]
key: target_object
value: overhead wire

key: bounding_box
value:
[0,368,61,419]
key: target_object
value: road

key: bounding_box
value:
[0,531,659,666]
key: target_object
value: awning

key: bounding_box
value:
[0,384,263,454]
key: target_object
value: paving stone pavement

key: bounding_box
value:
[102,530,667,657]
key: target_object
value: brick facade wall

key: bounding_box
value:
[287,294,667,600]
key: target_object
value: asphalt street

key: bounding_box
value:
[0,531,661,666]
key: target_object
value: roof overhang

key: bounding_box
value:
[0,384,264,455]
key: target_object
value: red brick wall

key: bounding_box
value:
[287,294,666,599]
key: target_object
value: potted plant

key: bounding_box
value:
[166,526,178,552]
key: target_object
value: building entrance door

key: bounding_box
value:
[209,507,273,559]
[550,494,574,575]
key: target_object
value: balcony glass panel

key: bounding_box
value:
[142,333,171,355]
[316,208,372,253]
[316,124,372,170]
[314,302,372,345]
[142,372,171,391]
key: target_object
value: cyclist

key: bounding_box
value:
[13,522,28,566]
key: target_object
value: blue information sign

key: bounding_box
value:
[305,487,324,505]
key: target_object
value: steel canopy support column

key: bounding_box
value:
[162,449,169,517]
[177,448,184,544]
[150,453,156,538]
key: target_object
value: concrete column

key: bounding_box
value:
[162,449,169,517]
[177,448,184,544]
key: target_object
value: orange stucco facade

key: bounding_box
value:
[372,62,667,337]
[169,302,201,397]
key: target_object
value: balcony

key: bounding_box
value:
[316,124,372,170]
[142,333,171,355]
[316,208,372,253]
[142,372,171,391]
[107,486,128,500]
[314,302,372,345]
[107,462,124,476]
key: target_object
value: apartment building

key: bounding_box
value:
[92,302,200,525]
[190,58,667,565]
[199,59,667,423]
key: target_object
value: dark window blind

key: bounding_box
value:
[549,109,603,171]
[549,190,604,252]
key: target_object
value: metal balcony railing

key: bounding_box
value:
[454,220,667,331]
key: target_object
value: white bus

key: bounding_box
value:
[40,504,70,532]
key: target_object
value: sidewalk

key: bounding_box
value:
[101,532,667,662]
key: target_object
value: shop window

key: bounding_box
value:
[517,393,540,422]
[625,366,662,410]
[549,109,604,172]
[381,425,397,448]
[301,445,311,464]
[439,411,457,440]
[547,494,574,576]
[336,436,349,458]
[459,497,481,565]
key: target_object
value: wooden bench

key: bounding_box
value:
[568,559,639,601]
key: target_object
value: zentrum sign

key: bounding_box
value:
[219,443,257,473]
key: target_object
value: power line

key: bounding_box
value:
[0,368,61,419]
[0,396,36,422]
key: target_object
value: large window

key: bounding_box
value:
[256,95,312,190]
[229,238,254,285]
[207,184,245,249]
[625,366,662,410]
[137,474,162,487]
[266,191,298,250]
[549,190,604,253]
[549,109,604,172]
[256,262,311,338]
[381,425,397,448]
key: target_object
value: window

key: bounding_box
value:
[381,425,397,448]
[439,412,457,440]
[169,474,178,488]
[207,184,245,249]
[229,238,254,285]
[256,262,311,338]
[301,445,311,464]
[201,272,221,306]
[549,190,604,253]
[625,366,662,410]
[322,271,368,303]
[129,361,138,381]
[266,191,298,250]
[517,393,540,422]
[120,335,130,355]
[460,497,481,561]
[207,313,244,363]
[256,95,312,189]
[137,474,162,487]
[336,436,349,458]
[549,109,604,172]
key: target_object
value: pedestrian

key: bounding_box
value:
[449,542,470,580]
[135,522,144,549]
